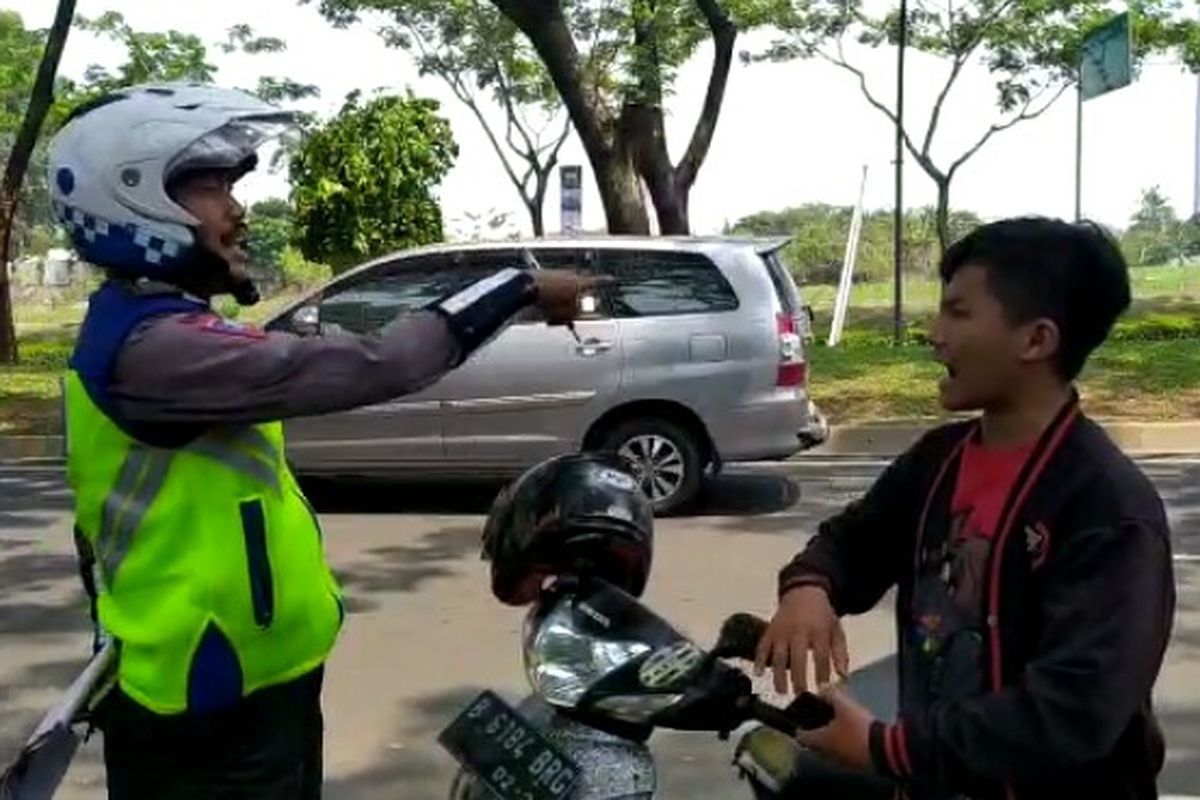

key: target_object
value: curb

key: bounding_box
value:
[0,435,64,461]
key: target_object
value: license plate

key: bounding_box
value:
[438,690,581,800]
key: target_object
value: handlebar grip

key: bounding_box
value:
[786,692,836,730]
[749,692,835,734]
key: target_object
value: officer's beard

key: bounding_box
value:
[161,245,260,307]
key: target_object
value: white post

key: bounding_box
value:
[829,165,869,347]
[1194,74,1200,219]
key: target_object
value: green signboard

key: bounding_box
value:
[1080,12,1133,101]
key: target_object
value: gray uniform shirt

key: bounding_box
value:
[110,308,461,426]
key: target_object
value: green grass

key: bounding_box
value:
[801,263,1200,312]
[805,296,1200,423]
[0,329,72,435]
[807,338,1200,424]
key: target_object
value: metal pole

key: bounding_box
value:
[1075,83,1083,222]
[893,0,908,346]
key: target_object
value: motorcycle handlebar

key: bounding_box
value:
[747,692,836,733]
[716,612,837,733]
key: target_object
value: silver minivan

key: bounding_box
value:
[266,236,828,513]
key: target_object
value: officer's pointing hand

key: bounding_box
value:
[531,271,613,326]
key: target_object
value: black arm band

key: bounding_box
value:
[430,268,536,364]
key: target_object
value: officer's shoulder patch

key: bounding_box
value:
[192,314,267,340]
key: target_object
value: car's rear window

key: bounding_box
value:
[596,250,739,318]
[762,250,802,316]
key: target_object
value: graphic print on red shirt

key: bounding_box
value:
[943,438,1036,617]
[909,435,1038,703]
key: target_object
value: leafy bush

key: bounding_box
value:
[1110,312,1200,342]
[279,246,332,288]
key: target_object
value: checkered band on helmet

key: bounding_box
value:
[53,201,187,272]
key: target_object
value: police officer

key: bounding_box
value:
[47,83,593,799]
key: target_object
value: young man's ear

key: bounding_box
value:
[1020,318,1061,365]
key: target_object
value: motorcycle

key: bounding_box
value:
[438,574,895,800]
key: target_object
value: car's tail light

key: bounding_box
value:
[776,313,807,387]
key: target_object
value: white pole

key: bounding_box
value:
[1193,73,1200,219]
[829,165,869,347]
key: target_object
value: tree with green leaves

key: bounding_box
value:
[486,0,782,234]
[289,91,458,271]
[245,198,294,272]
[0,9,78,265]
[75,11,216,92]
[1122,185,1185,266]
[0,0,76,364]
[306,0,571,237]
[755,0,1200,252]
[732,202,982,284]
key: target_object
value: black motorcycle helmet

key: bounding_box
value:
[482,453,655,606]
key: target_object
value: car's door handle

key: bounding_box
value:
[575,339,614,357]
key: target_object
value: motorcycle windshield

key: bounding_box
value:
[523,579,699,708]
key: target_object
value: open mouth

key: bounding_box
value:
[934,354,957,380]
[221,229,249,260]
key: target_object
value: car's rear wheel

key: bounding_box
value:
[599,417,704,515]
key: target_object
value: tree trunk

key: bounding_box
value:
[595,150,651,234]
[0,0,77,364]
[526,199,545,237]
[493,0,650,234]
[934,179,952,256]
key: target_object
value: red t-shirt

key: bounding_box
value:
[950,438,1036,541]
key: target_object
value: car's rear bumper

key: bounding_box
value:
[708,390,829,463]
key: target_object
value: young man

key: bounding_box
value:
[47,84,593,799]
[754,217,1175,799]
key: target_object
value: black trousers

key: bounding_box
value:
[98,667,324,800]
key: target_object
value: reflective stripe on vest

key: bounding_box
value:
[98,444,174,586]
[184,427,282,494]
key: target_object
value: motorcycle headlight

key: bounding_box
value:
[523,601,651,707]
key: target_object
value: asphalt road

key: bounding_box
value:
[1,458,1198,798]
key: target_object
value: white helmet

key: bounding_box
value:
[47,83,297,276]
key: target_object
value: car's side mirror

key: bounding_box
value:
[292,305,322,337]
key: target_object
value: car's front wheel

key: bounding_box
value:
[599,417,704,516]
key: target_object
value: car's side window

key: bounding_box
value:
[462,248,607,325]
[318,256,474,335]
[595,250,739,318]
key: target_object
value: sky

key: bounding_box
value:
[10,0,1200,239]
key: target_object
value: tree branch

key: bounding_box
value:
[921,53,968,158]
[491,0,614,158]
[821,43,939,179]
[920,0,1017,158]
[947,81,1069,177]
[677,0,737,189]
[408,22,530,201]
[471,0,540,160]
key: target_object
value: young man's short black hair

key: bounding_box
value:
[939,216,1131,380]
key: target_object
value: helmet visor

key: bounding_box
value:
[166,114,296,183]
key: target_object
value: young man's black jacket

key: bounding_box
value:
[780,397,1175,800]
